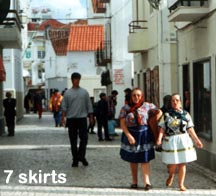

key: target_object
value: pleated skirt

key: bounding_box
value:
[162,133,197,164]
[120,125,155,163]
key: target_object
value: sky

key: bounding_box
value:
[30,0,87,21]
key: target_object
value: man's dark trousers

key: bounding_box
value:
[67,118,88,162]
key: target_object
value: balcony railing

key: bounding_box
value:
[168,0,209,22]
[0,9,22,48]
[168,0,208,13]
[129,20,148,34]
[0,10,22,31]
[92,0,106,13]
[128,20,149,53]
[96,40,111,66]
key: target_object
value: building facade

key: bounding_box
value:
[168,0,215,171]
[0,0,23,134]
[88,0,134,115]
[129,0,215,172]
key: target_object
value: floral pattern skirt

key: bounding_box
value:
[120,125,155,163]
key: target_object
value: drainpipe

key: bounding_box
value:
[0,47,5,135]
[174,25,180,92]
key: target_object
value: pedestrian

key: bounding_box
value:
[61,72,94,167]
[124,88,132,105]
[160,95,172,114]
[24,91,31,114]
[61,88,68,96]
[3,92,16,136]
[107,90,118,136]
[119,87,158,190]
[87,97,96,134]
[107,90,118,120]
[95,92,112,141]
[156,93,203,191]
[34,89,45,119]
[49,89,63,127]
[183,90,190,112]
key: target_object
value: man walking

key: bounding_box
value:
[61,72,94,167]
[3,92,16,136]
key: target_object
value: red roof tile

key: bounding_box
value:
[38,19,65,30]
[28,22,39,31]
[67,25,104,51]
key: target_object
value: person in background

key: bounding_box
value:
[61,88,68,96]
[61,72,94,167]
[107,90,118,120]
[3,92,16,136]
[34,89,46,119]
[124,88,132,105]
[153,94,172,152]
[49,89,63,127]
[95,92,112,141]
[24,91,31,114]
[156,93,203,191]
[160,95,172,114]
[183,90,190,112]
[107,90,118,136]
[119,88,158,191]
[87,97,96,134]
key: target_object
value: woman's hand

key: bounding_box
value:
[195,140,203,148]
[127,134,136,145]
[156,139,162,146]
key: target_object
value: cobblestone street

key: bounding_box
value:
[0,113,215,195]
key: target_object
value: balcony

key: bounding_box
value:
[128,20,149,53]
[96,41,111,66]
[168,0,209,22]
[0,10,22,49]
[92,0,106,13]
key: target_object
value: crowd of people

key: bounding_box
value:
[2,71,203,192]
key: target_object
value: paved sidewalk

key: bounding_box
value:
[0,113,215,195]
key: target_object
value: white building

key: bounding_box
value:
[0,0,23,133]
[88,0,134,116]
[167,0,215,172]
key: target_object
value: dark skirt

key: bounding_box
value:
[120,125,155,163]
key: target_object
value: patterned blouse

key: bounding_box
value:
[158,109,194,136]
[119,102,156,127]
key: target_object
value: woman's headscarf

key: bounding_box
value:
[128,88,144,125]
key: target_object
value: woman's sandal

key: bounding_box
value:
[130,184,138,189]
[144,184,152,191]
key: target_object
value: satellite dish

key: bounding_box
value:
[0,0,11,24]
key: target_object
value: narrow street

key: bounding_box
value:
[0,112,215,195]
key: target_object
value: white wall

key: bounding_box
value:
[44,40,56,79]
[111,0,133,117]
[67,51,105,97]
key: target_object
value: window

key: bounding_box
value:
[38,50,45,59]
[37,46,45,59]
[193,60,212,141]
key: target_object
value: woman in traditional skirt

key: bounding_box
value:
[119,88,158,190]
[156,93,203,191]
